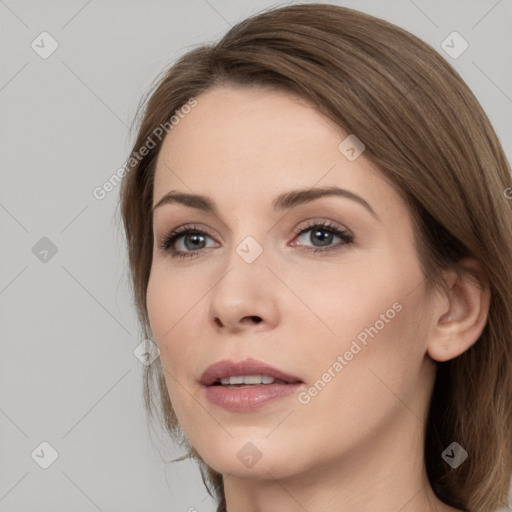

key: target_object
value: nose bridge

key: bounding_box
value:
[207,230,279,330]
[215,233,269,300]
[221,213,269,272]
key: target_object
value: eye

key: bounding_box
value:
[158,220,354,259]
[158,224,218,259]
[292,220,353,253]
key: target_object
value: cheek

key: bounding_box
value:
[146,269,198,424]
[290,285,429,453]
[146,268,173,343]
[289,252,406,343]
[296,249,427,383]
[146,263,208,371]
[147,260,196,331]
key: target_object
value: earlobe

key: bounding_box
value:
[427,258,491,363]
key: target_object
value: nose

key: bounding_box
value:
[208,247,280,334]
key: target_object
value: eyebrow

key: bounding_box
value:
[152,186,378,219]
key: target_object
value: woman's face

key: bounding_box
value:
[147,85,438,480]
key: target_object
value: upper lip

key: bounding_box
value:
[200,357,302,386]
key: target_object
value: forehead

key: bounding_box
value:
[156,86,338,169]
[152,85,395,216]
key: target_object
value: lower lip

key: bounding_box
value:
[204,383,303,411]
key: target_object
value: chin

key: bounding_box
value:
[193,434,309,480]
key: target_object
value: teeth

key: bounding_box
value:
[244,375,263,385]
[219,375,276,385]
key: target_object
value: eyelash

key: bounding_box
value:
[158,220,354,259]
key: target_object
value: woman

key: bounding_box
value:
[119,3,512,511]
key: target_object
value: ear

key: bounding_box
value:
[427,258,491,362]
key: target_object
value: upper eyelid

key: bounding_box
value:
[161,220,350,247]
[162,219,347,236]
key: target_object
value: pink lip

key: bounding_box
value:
[200,357,303,411]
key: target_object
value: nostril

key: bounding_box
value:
[213,315,263,327]
[244,316,262,324]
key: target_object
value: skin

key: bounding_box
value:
[147,85,490,512]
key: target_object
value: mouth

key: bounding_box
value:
[200,358,304,411]
[200,357,303,387]
[210,376,294,388]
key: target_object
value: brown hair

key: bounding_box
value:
[118,4,512,511]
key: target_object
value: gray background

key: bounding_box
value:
[1,0,511,511]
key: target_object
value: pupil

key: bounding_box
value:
[312,229,332,246]
[185,233,205,250]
